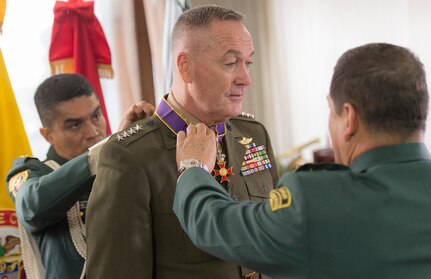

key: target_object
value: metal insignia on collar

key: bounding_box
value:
[240,112,255,119]
[117,124,144,141]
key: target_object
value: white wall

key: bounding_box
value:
[262,0,431,156]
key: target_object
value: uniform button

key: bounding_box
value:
[167,132,176,139]
[231,195,238,202]
[263,185,269,193]
[147,120,154,126]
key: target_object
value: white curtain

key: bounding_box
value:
[262,0,431,155]
[161,0,191,99]
[190,0,431,157]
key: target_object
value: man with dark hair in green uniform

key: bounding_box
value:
[85,5,278,279]
[6,73,154,279]
[173,43,431,279]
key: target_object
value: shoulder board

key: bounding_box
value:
[110,116,159,146]
[296,163,350,172]
[239,112,255,119]
[230,112,258,123]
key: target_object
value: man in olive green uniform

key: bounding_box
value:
[86,5,278,279]
[173,43,431,279]
[6,74,154,279]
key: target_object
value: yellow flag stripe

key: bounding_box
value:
[0,49,32,208]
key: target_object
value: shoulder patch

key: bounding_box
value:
[269,186,292,212]
[296,163,350,172]
[8,170,29,197]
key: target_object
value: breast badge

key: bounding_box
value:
[269,186,292,212]
[8,170,29,197]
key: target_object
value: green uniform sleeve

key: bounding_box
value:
[5,153,93,233]
[86,141,153,278]
[173,167,308,277]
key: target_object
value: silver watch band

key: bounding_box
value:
[178,159,209,174]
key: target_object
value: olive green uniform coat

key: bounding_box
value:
[86,114,279,278]
[6,147,93,279]
[174,143,431,279]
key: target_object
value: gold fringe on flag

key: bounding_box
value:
[50,59,114,79]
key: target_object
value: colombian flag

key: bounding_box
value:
[1,1,30,277]
[0,49,32,208]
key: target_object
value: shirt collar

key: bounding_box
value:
[351,143,431,173]
[156,93,226,142]
[46,145,69,165]
[166,92,201,125]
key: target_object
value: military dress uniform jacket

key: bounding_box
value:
[6,146,93,279]
[174,143,431,279]
[86,113,279,279]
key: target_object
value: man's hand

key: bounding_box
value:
[117,101,155,131]
[177,123,217,173]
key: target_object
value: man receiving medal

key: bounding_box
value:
[86,5,279,279]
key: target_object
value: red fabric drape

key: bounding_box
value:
[49,0,113,134]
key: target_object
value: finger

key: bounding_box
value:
[186,124,197,135]
[196,123,208,135]
[143,103,156,116]
[177,130,186,145]
[135,110,146,120]
[206,127,215,137]
[208,131,216,142]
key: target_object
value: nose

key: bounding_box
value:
[83,120,100,140]
[235,63,252,86]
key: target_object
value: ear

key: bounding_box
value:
[177,52,193,83]
[342,103,359,142]
[39,127,55,145]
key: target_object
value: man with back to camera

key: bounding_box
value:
[86,5,279,279]
[173,43,431,279]
[6,73,154,279]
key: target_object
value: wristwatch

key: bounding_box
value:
[178,159,209,174]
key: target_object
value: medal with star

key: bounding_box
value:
[213,142,234,182]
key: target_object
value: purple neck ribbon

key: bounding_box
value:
[155,97,226,142]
